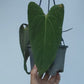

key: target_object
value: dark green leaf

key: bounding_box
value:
[19,24,30,74]
[28,2,64,76]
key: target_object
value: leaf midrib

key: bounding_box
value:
[43,15,47,54]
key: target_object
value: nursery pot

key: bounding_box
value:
[47,45,68,76]
[28,44,68,76]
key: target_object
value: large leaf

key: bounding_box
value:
[28,2,64,76]
[19,24,30,74]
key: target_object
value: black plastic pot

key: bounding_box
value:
[28,44,68,76]
[47,45,68,76]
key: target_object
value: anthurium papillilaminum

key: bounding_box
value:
[28,2,64,76]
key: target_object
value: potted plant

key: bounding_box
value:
[19,0,68,76]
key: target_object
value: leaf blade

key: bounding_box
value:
[19,24,30,74]
[28,2,64,76]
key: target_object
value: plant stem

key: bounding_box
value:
[48,0,50,12]
[39,0,42,6]
[53,0,55,5]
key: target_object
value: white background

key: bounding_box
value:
[0,0,84,84]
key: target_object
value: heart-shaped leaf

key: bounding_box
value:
[28,2,64,76]
[19,24,30,74]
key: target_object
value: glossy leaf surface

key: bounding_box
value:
[28,2,64,76]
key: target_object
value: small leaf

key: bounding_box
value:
[19,24,30,74]
[28,2,64,76]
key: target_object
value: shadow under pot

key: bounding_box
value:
[28,44,68,76]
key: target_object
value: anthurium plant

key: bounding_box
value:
[19,2,64,76]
